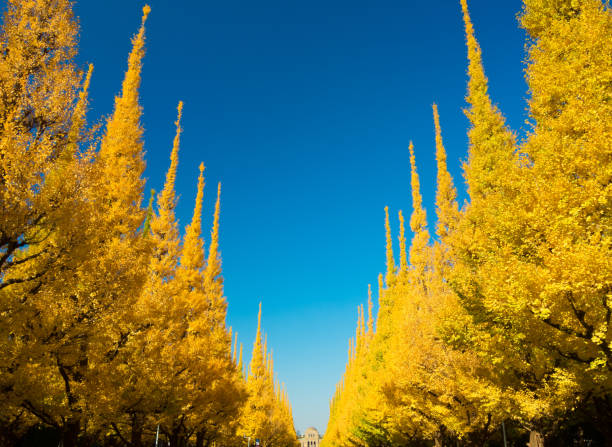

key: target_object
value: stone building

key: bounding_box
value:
[299,427,322,447]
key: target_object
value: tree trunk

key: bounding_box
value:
[62,419,80,447]
[103,435,120,447]
[130,413,144,447]
[169,431,180,447]
[528,431,544,447]
[196,432,204,447]
[593,395,612,446]
[434,431,444,447]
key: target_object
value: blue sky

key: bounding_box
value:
[73,0,526,434]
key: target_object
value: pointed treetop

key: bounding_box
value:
[408,142,426,233]
[102,3,150,152]
[158,101,183,215]
[126,3,150,102]
[460,0,516,198]
[398,210,407,273]
[249,302,266,380]
[203,182,226,325]
[149,102,182,275]
[355,306,362,349]
[433,104,459,239]
[233,331,239,364]
[367,284,374,335]
[142,4,151,21]
[263,333,269,380]
[376,272,385,328]
[460,0,490,113]
[263,333,268,359]
[182,162,206,270]
[409,141,429,278]
[384,206,395,285]
[257,302,262,337]
[97,5,151,232]
[238,342,244,373]
[268,349,274,383]
[204,182,222,285]
[408,142,430,273]
[359,304,366,343]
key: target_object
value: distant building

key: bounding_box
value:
[299,427,322,447]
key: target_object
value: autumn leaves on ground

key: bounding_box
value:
[0,0,610,446]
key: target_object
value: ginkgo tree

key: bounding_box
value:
[325,0,611,446]
[0,1,290,447]
[241,304,298,447]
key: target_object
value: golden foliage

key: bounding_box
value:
[0,2,286,446]
[241,304,298,447]
[325,0,612,445]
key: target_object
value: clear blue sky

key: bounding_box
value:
[72,0,526,434]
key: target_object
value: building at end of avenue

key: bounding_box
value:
[299,427,322,447]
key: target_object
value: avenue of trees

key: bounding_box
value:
[0,1,297,446]
[324,0,611,446]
